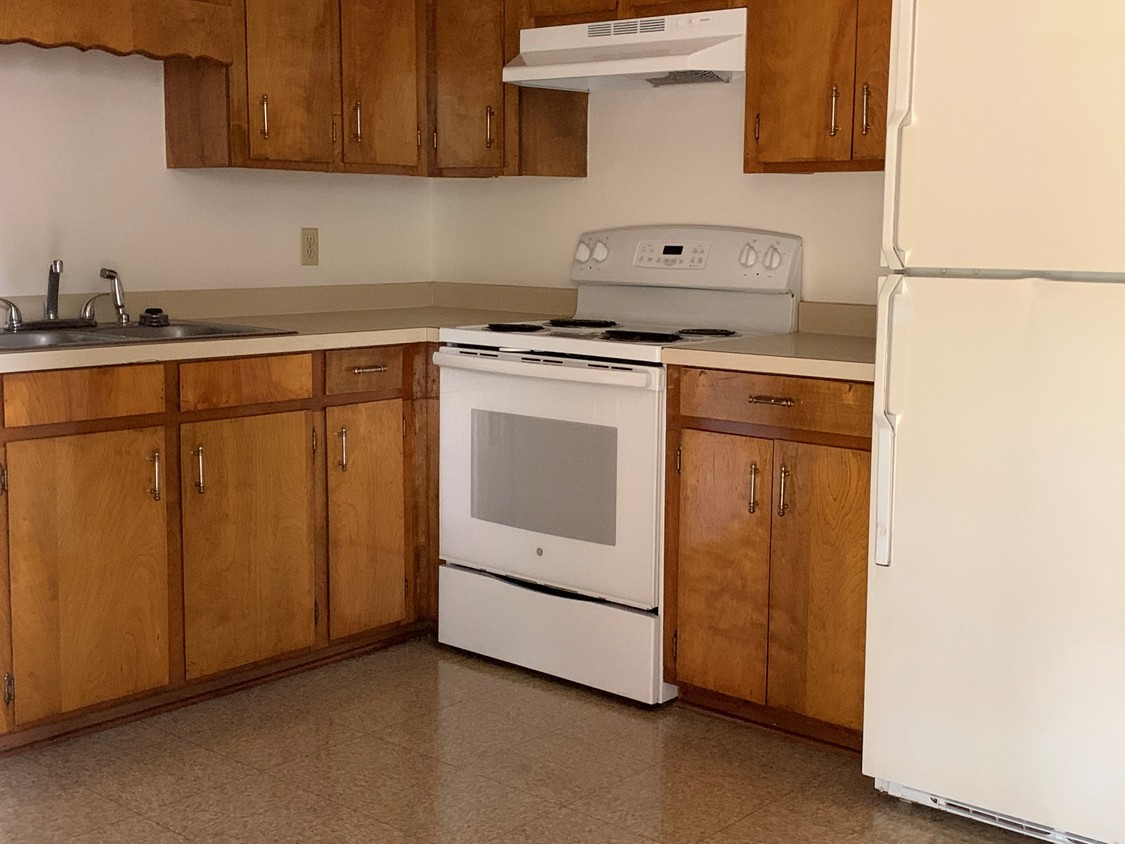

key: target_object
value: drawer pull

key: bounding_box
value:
[777,465,790,517]
[352,365,388,375]
[747,394,795,408]
[748,462,759,514]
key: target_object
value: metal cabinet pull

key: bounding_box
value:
[337,427,349,472]
[260,94,270,139]
[193,446,205,494]
[352,365,387,375]
[485,106,495,149]
[777,465,790,517]
[352,101,363,142]
[747,394,795,407]
[861,82,871,135]
[829,85,840,137]
[149,450,162,501]
[748,462,759,514]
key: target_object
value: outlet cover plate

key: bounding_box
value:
[301,227,319,266]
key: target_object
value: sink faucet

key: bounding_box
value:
[80,268,130,325]
[44,259,63,320]
[0,298,23,331]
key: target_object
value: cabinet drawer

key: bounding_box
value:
[325,346,403,395]
[680,369,873,438]
[3,364,165,427]
[180,354,313,411]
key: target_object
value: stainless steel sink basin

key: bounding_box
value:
[91,321,295,341]
[0,330,111,350]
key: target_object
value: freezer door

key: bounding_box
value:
[864,276,1125,843]
[884,0,1125,274]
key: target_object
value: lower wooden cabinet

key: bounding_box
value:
[6,428,170,726]
[326,400,408,639]
[669,367,873,744]
[181,411,317,679]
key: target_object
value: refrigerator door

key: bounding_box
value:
[864,275,1125,843]
[884,0,1125,275]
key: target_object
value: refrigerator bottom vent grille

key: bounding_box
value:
[930,796,1106,844]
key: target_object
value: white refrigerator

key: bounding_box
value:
[863,3,1125,843]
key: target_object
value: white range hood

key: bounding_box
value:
[502,8,747,93]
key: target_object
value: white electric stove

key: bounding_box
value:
[435,225,802,704]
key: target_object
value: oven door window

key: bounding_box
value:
[471,410,617,546]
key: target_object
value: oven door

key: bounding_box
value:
[435,347,664,610]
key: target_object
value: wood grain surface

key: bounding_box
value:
[325,346,404,396]
[3,365,165,428]
[179,354,313,411]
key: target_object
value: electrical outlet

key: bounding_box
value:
[300,227,319,266]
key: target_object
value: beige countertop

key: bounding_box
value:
[0,307,876,381]
[662,332,876,382]
[0,307,553,374]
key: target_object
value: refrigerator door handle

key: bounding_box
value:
[872,275,904,567]
[881,0,918,272]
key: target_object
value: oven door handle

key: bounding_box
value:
[433,349,661,391]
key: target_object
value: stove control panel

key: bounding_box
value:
[572,225,803,297]
[634,239,711,269]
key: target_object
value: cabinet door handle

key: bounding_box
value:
[861,82,871,135]
[485,105,495,149]
[353,101,363,142]
[149,450,161,502]
[748,462,759,514]
[777,465,790,517]
[337,427,349,472]
[829,85,840,137]
[747,394,795,407]
[260,94,270,139]
[352,365,387,375]
[193,446,205,494]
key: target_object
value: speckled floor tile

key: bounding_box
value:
[0,755,135,841]
[64,815,190,844]
[489,806,657,844]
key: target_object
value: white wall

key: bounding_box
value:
[0,43,885,306]
[433,82,885,304]
[0,44,433,299]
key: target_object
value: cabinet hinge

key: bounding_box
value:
[676,447,682,475]
[314,600,320,626]
[417,127,422,149]
[433,131,438,152]
[3,673,13,706]
[754,113,761,143]
[672,632,678,663]
[0,464,7,495]
[312,428,317,455]
[403,417,407,438]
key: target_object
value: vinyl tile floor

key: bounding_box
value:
[1,639,1030,843]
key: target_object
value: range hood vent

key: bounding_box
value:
[502,8,747,93]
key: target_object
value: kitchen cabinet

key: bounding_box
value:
[6,428,169,726]
[181,411,317,679]
[0,0,234,64]
[326,400,408,639]
[745,0,890,173]
[668,366,873,746]
[521,0,743,26]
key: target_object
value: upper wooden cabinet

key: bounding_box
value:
[522,0,743,26]
[0,0,233,63]
[166,0,428,173]
[745,0,891,173]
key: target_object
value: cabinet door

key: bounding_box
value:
[525,0,617,26]
[851,0,891,161]
[675,430,772,703]
[434,0,505,170]
[758,0,857,164]
[181,412,316,679]
[245,0,339,163]
[326,400,408,639]
[767,441,870,730]
[341,0,423,168]
[7,429,169,726]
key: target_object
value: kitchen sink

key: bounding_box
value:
[91,321,295,341]
[0,321,296,352]
[0,330,110,350]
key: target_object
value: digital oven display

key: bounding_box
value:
[662,245,685,255]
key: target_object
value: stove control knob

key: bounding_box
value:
[592,241,609,263]
[763,246,784,270]
[738,244,758,267]
[574,241,592,263]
